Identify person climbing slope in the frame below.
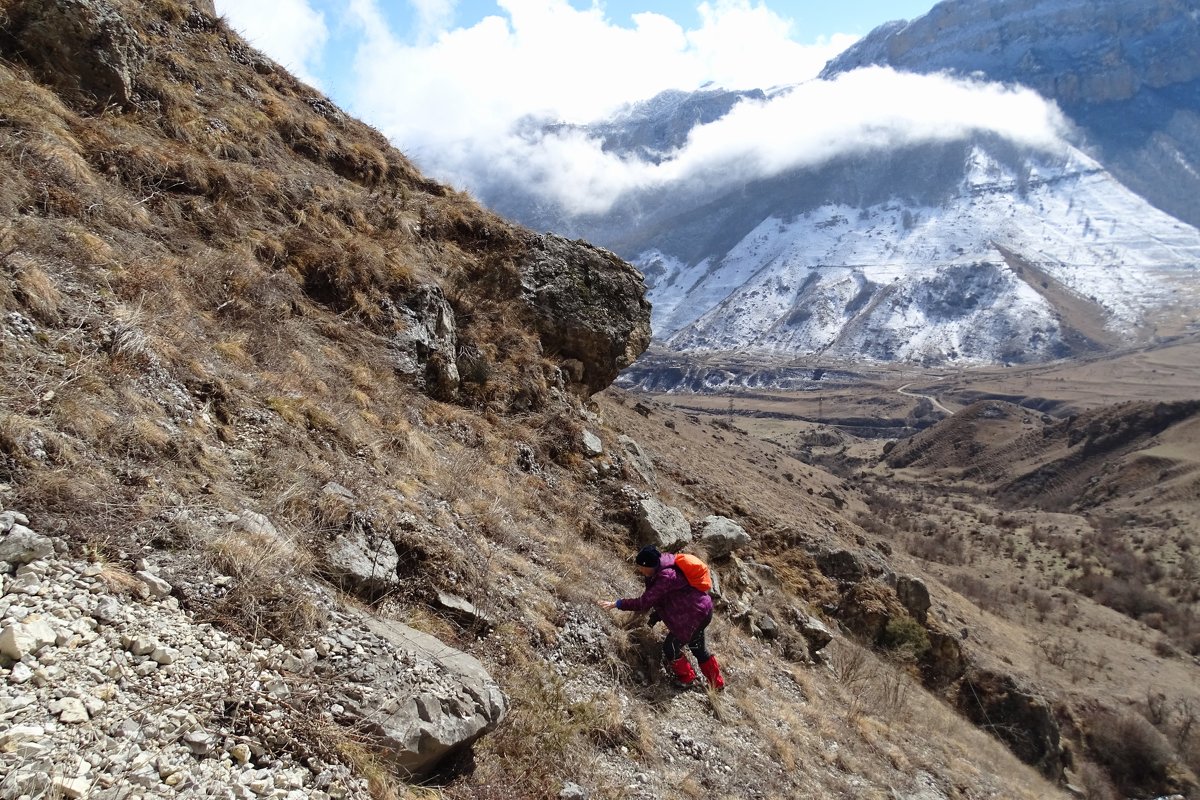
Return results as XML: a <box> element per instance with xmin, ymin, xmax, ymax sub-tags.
<box><xmin>598</xmin><ymin>545</ymin><xmax>725</xmax><ymax>690</ymax></box>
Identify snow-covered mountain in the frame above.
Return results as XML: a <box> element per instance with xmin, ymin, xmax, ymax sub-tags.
<box><xmin>476</xmin><ymin>0</ymin><xmax>1200</xmax><ymax>376</ymax></box>
<box><xmin>821</xmin><ymin>0</ymin><xmax>1200</xmax><ymax>230</ymax></box>
<box><xmin>651</xmin><ymin>143</ymin><xmax>1200</xmax><ymax>364</ymax></box>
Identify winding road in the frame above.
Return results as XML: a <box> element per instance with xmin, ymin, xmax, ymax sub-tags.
<box><xmin>897</xmin><ymin>377</ymin><xmax>954</xmax><ymax>415</ymax></box>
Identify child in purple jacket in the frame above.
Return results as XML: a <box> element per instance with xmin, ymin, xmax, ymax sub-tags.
<box><xmin>599</xmin><ymin>545</ymin><xmax>726</xmax><ymax>690</ymax></box>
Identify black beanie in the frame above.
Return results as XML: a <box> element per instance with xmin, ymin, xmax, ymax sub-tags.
<box><xmin>635</xmin><ymin>545</ymin><xmax>660</xmax><ymax>568</ymax></box>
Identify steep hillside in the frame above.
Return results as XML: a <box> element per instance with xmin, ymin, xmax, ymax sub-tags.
<box><xmin>0</xmin><ymin>2</ymin><xmax>1192</xmax><ymax>800</ymax></box>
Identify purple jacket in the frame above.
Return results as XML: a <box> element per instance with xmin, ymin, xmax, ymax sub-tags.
<box><xmin>616</xmin><ymin>553</ymin><xmax>713</xmax><ymax>642</ymax></box>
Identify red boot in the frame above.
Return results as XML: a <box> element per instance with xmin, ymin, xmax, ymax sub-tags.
<box><xmin>669</xmin><ymin>656</ymin><xmax>697</xmax><ymax>687</ymax></box>
<box><xmin>699</xmin><ymin>656</ymin><xmax>725</xmax><ymax>691</ymax></box>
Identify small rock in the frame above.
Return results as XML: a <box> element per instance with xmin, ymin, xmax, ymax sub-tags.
<box><xmin>136</xmin><ymin>570</ymin><xmax>172</xmax><ymax>599</ymax></box>
<box><xmin>0</xmin><ymin>523</ymin><xmax>53</xmax><ymax>563</ymax></box>
<box><xmin>151</xmin><ymin>646</ymin><xmax>178</xmax><ymax>665</ymax></box>
<box><xmin>52</xmin><ymin>776</ymin><xmax>91</xmax><ymax>800</ymax></box>
<box><xmin>560</xmin><ymin>781</ymin><xmax>589</xmax><ymax>799</ymax></box>
<box><xmin>184</xmin><ymin>730</ymin><xmax>215</xmax><ymax>756</ymax></box>
<box><xmin>581</xmin><ymin>430</ymin><xmax>604</xmax><ymax>457</ymax></box>
<box><xmin>230</xmin><ymin>743</ymin><xmax>252</xmax><ymax>764</ymax></box>
<box><xmin>56</xmin><ymin>697</ymin><xmax>89</xmax><ymax>724</ymax></box>
<box><xmin>125</xmin><ymin>636</ymin><xmax>156</xmax><ymax>656</ymax></box>
<box><xmin>0</xmin><ymin>724</ymin><xmax>44</xmax><ymax>753</ymax></box>
<box><xmin>0</xmin><ymin>618</ymin><xmax>57</xmax><ymax>659</ymax></box>
<box><xmin>9</xmin><ymin>662</ymin><xmax>33</xmax><ymax>684</ymax></box>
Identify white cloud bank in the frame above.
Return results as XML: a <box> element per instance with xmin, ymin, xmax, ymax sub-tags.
<box><xmin>214</xmin><ymin>0</ymin><xmax>1073</xmax><ymax>217</ymax></box>
<box><xmin>216</xmin><ymin>0</ymin><xmax>329</xmax><ymax>87</ymax></box>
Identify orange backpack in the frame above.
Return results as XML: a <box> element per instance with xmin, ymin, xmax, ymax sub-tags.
<box><xmin>672</xmin><ymin>553</ymin><xmax>712</xmax><ymax>593</ymax></box>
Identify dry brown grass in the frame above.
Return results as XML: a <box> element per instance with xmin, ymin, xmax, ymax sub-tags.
<box><xmin>205</xmin><ymin>524</ymin><xmax>322</xmax><ymax>642</ymax></box>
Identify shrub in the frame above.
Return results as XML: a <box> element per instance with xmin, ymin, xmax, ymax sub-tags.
<box><xmin>1088</xmin><ymin>709</ymin><xmax>1179</xmax><ymax>797</ymax></box>
<box><xmin>879</xmin><ymin>615</ymin><xmax>930</xmax><ymax>659</ymax></box>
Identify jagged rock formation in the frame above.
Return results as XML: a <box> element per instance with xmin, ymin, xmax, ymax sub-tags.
<box><xmin>518</xmin><ymin>233</ymin><xmax>652</xmax><ymax>395</ymax></box>
<box><xmin>5</xmin><ymin>0</ymin><xmax>148</xmax><ymax>107</ymax></box>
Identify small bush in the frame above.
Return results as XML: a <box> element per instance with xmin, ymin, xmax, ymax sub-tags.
<box><xmin>879</xmin><ymin>616</ymin><xmax>930</xmax><ymax>659</ymax></box>
<box><xmin>1088</xmin><ymin>709</ymin><xmax>1179</xmax><ymax>797</ymax></box>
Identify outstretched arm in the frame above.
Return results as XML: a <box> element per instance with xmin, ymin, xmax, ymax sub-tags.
<box><xmin>609</xmin><ymin>570</ymin><xmax>683</xmax><ymax>613</ymax></box>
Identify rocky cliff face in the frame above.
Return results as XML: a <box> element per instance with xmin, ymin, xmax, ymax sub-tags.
<box><xmin>823</xmin><ymin>0</ymin><xmax>1200</xmax><ymax>106</ymax></box>
<box><xmin>821</xmin><ymin>0</ymin><xmax>1200</xmax><ymax>228</ymax></box>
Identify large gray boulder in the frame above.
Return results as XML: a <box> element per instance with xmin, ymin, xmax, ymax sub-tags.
<box><xmin>634</xmin><ymin>498</ymin><xmax>691</xmax><ymax>550</ymax></box>
<box><xmin>0</xmin><ymin>520</ymin><xmax>53</xmax><ymax>565</ymax></box>
<box><xmin>518</xmin><ymin>233</ymin><xmax>651</xmax><ymax>394</ymax></box>
<box><xmin>9</xmin><ymin>0</ymin><xmax>148</xmax><ymax>106</ymax></box>
<box><xmin>896</xmin><ymin>575</ymin><xmax>932</xmax><ymax>624</ymax></box>
<box><xmin>696</xmin><ymin>515</ymin><xmax>750</xmax><ymax>559</ymax></box>
<box><xmin>323</xmin><ymin>525</ymin><xmax>400</xmax><ymax>597</ymax></box>
<box><xmin>341</xmin><ymin>612</ymin><xmax>507</xmax><ymax>778</ymax></box>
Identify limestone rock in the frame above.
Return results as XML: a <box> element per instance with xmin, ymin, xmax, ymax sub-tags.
<box><xmin>814</xmin><ymin>546</ymin><xmax>894</xmax><ymax>586</ymax></box>
<box><xmin>0</xmin><ymin>618</ymin><xmax>57</xmax><ymax>659</ymax></box>
<box><xmin>581</xmin><ymin>430</ymin><xmax>604</xmax><ymax>458</ymax></box>
<box><xmin>618</xmin><ymin>435</ymin><xmax>657</xmax><ymax>488</ymax></box>
<box><xmin>389</xmin><ymin>284</ymin><xmax>460</xmax><ymax>399</ymax></box>
<box><xmin>346</xmin><ymin>613</ymin><xmax>507</xmax><ymax>778</ymax></box>
<box><xmin>633</xmin><ymin>498</ymin><xmax>691</xmax><ymax>550</ymax></box>
<box><xmin>435</xmin><ymin>591</ymin><xmax>495</xmax><ymax>631</ymax></box>
<box><xmin>324</xmin><ymin>527</ymin><xmax>400</xmax><ymax>597</ymax></box>
<box><xmin>517</xmin><ymin>233</ymin><xmax>651</xmax><ymax>394</ymax></box>
<box><xmin>136</xmin><ymin>569</ymin><xmax>172</xmax><ymax>599</ymax></box>
<box><xmin>795</xmin><ymin>612</ymin><xmax>834</xmax><ymax>657</ymax></box>
<box><xmin>0</xmin><ymin>523</ymin><xmax>53</xmax><ymax>564</ymax></box>
<box><xmin>234</xmin><ymin>511</ymin><xmax>279</xmax><ymax>539</ymax></box>
<box><xmin>9</xmin><ymin>0</ymin><xmax>148</xmax><ymax>106</ymax></box>
<box><xmin>696</xmin><ymin>516</ymin><xmax>751</xmax><ymax>559</ymax></box>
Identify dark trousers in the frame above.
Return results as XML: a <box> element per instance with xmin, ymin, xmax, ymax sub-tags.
<box><xmin>663</xmin><ymin>613</ymin><xmax>713</xmax><ymax>663</ymax></box>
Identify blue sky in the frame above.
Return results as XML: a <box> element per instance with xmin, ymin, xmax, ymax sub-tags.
<box><xmin>214</xmin><ymin>0</ymin><xmax>1068</xmax><ymax>215</ymax></box>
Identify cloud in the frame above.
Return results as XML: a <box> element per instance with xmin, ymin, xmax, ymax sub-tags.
<box><xmin>214</xmin><ymin>0</ymin><xmax>1073</xmax><ymax>219</ymax></box>
<box><xmin>343</xmin><ymin>0</ymin><xmax>851</xmax><ymax>161</ymax></box>
<box><xmin>400</xmin><ymin>67</ymin><xmax>1072</xmax><ymax>216</ymax></box>
<box><xmin>214</xmin><ymin>0</ymin><xmax>329</xmax><ymax>88</ymax></box>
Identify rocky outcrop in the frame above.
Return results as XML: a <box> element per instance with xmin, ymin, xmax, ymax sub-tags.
<box><xmin>388</xmin><ymin>285</ymin><xmax>460</xmax><ymax>399</ymax></box>
<box><xmin>518</xmin><ymin>233</ymin><xmax>651</xmax><ymax>395</ymax></box>
<box><xmin>895</xmin><ymin>575</ymin><xmax>931</xmax><ymax>624</ymax></box>
<box><xmin>323</xmin><ymin>524</ymin><xmax>400</xmax><ymax>599</ymax></box>
<box><xmin>695</xmin><ymin>515</ymin><xmax>751</xmax><ymax>560</ymax></box>
<box><xmin>346</xmin><ymin>613</ymin><xmax>506</xmax><ymax>778</ymax></box>
<box><xmin>7</xmin><ymin>0</ymin><xmax>148</xmax><ymax>107</ymax></box>
<box><xmin>838</xmin><ymin>580</ymin><xmax>909</xmax><ymax>642</ymax></box>
<box><xmin>633</xmin><ymin>497</ymin><xmax>691</xmax><ymax>550</ymax></box>
<box><xmin>956</xmin><ymin>667</ymin><xmax>1069</xmax><ymax>780</ymax></box>
<box><xmin>795</xmin><ymin>612</ymin><xmax>834</xmax><ymax>659</ymax></box>
<box><xmin>814</xmin><ymin>546</ymin><xmax>895</xmax><ymax>586</ymax></box>
<box><xmin>618</xmin><ymin>435</ymin><xmax>657</xmax><ymax>488</ymax></box>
